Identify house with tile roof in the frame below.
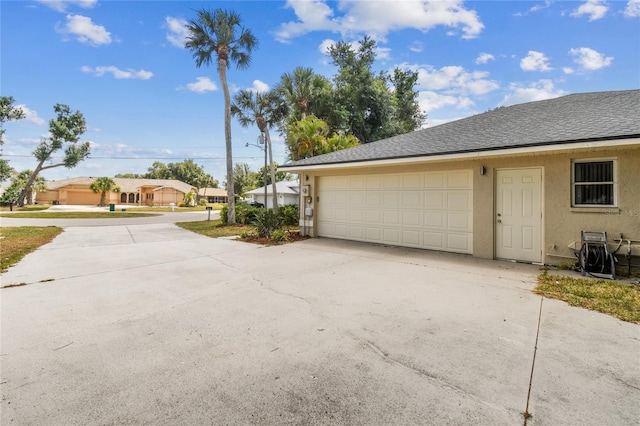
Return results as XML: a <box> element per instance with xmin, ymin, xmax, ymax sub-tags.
<box><xmin>197</xmin><ymin>187</ymin><xmax>228</xmax><ymax>204</ymax></box>
<box><xmin>280</xmin><ymin>89</ymin><xmax>640</xmax><ymax>267</ymax></box>
<box><xmin>36</xmin><ymin>177</ymin><xmax>197</xmax><ymax>207</ymax></box>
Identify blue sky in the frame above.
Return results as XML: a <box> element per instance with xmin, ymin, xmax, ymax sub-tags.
<box><xmin>2</xmin><ymin>0</ymin><xmax>639</xmax><ymax>185</ymax></box>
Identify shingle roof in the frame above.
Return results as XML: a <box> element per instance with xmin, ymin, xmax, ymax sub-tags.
<box><xmin>282</xmin><ymin>89</ymin><xmax>640</xmax><ymax>168</ymax></box>
<box><xmin>198</xmin><ymin>187</ymin><xmax>227</xmax><ymax>197</ymax></box>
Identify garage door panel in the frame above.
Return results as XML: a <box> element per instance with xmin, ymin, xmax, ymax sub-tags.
<box><xmin>383</xmin><ymin>175</ymin><xmax>402</xmax><ymax>189</ymax></box>
<box><xmin>350</xmin><ymin>176</ymin><xmax>365</xmax><ymax>188</ymax></box>
<box><xmin>383</xmin><ymin>210</ymin><xmax>400</xmax><ymax>225</ymax></box>
<box><xmin>383</xmin><ymin>228</ymin><xmax>401</xmax><ymax>244</ymax></box>
<box><xmin>318</xmin><ymin>170</ymin><xmax>472</xmax><ymax>254</ymax></box>
<box><xmin>425</xmin><ymin>172</ymin><xmax>445</xmax><ymax>188</ymax></box>
<box><xmin>366</xmin><ymin>210</ymin><xmax>381</xmax><ymax>223</ymax></box>
<box><xmin>365</xmin><ymin>227</ymin><xmax>382</xmax><ymax>241</ymax></box>
<box><xmin>402</xmin><ymin>211</ymin><xmax>421</xmax><ymax>227</ymax></box>
<box><xmin>402</xmin><ymin>191</ymin><xmax>421</xmax><ymax>208</ymax></box>
<box><xmin>447</xmin><ymin>212</ymin><xmax>472</xmax><ymax>231</ymax></box>
<box><xmin>349</xmin><ymin>226</ymin><xmax>365</xmax><ymax>239</ymax></box>
<box><xmin>366</xmin><ymin>176</ymin><xmax>382</xmax><ymax>189</ymax></box>
<box><xmin>424</xmin><ymin>232</ymin><xmax>444</xmax><ymax>249</ymax></box>
<box><xmin>447</xmin><ymin>192</ymin><xmax>471</xmax><ymax>210</ymax></box>
<box><xmin>402</xmin><ymin>230</ymin><xmax>422</xmax><ymax>246</ymax></box>
<box><xmin>334</xmin><ymin>208</ymin><xmax>348</xmax><ymax>221</ymax></box>
<box><xmin>350</xmin><ymin>192</ymin><xmax>365</xmax><ymax>206</ymax></box>
<box><xmin>424</xmin><ymin>212</ymin><xmax>444</xmax><ymax>228</ymax></box>
<box><xmin>403</xmin><ymin>174</ymin><xmax>423</xmax><ymax>188</ymax></box>
<box><xmin>349</xmin><ymin>209</ymin><xmax>365</xmax><ymax>222</ymax></box>
<box><xmin>383</xmin><ymin>192</ymin><xmax>399</xmax><ymax>206</ymax></box>
<box><xmin>447</xmin><ymin>233</ymin><xmax>472</xmax><ymax>253</ymax></box>
<box><xmin>366</xmin><ymin>193</ymin><xmax>382</xmax><ymax>207</ymax></box>
<box><xmin>425</xmin><ymin>192</ymin><xmax>445</xmax><ymax>209</ymax></box>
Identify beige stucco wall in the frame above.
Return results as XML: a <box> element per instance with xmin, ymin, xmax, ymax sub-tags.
<box><xmin>297</xmin><ymin>145</ymin><xmax>639</xmax><ymax>266</ymax></box>
<box><xmin>153</xmin><ymin>188</ymin><xmax>187</xmax><ymax>206</ymax></box>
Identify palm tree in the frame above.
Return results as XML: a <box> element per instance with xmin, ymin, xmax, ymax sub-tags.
<box><xmin>231</xmin><ymin>89</ymin><xmax>286</xmax><ymax>212</ymax></box>
<box><xmin>276</xmin><ymin>67</ymin><xmax>331</xmax><ymax>121</ymax></box>
<box><xmin>286</xmin><ymin>116</ymin><xmax>330</xmax><ymax>161</ymax></box>
<box><xmin>90</xmin><ymin>177</ymin><xmax>118</xmax><ymax>207</ymax></box>
<box><xmin>185</xmin><ymin>8</ymin><xmax>258</xmax><ymax>224</ymax></box>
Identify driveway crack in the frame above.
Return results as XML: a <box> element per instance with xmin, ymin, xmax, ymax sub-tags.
<box><xmin>523</xmin><ymin>295</ymin><xmax>544</xmax><ymax>425</ymax></box>
<box><xmin>353</xmin><ymin>334</ymin><xmax>508</xmax><ymax>415</ymax></box>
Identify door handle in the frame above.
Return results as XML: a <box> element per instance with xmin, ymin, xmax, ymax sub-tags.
<box><xmin>497</xmin><ymin>219</ymin><xmax>502</xmax><ymax>223</ymax></box>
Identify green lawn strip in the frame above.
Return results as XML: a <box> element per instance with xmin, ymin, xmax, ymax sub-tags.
<box><xmin>176</xmin><ymin>219</ymin><xmax>251</xmax><ymax>238</ymax></box>
<box><xmin>134</xmin><ymin>204</ymin><xmax>225</xmax><ymax>213</ymax></box>
<box><xmin>535</xmin><ymin>273</ymin><xmax>640</xmax><ymax>324</ymax></box>
<box><xmin>0</xmin><ymin>212</ymin><xmax>158</xmax><ymax>218</ymax></box>
<box><xmin>0</xmin><ymin>226</ymin><xmax>63</xmax><ymax>272</ymax></box>
<box><xmin>0</xmin><ymin>205</ymin><xmax>49</xmax><ymax>212</ymax></box>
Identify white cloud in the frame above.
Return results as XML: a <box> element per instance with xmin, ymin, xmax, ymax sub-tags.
<box><xmin>569</xmin><ymin>47</ymin><xmax>613</xmax><ymax>70</ymax></box>
<box><xmin>514</xmin><ymin>0</ymin><xmax>553</xmax><ymax>16</ymax></box>
<box><xmin>571</xmin><ymin>0</ymin><xmax>608</xmax><ymax>21</ymax></box>
<box><xmin>409</xmin><ymin>41</ymin><xmax>424</xmax><ymax>53</ymax></box>
<box><xmin>520</xmin><ymin>51</ymin><xmax>552</xmax><ymax>72</ymax></box>
<box><xmin>403</xmin><ymin>63</ymin><xmax>499</xmax><ymax>96</ymax></box>
<box><xmin>183</xmin><ymin>77</ymin><xmax>217</xmax><ymax>93</ymax></box>
<box><xmin>15</xmin><ymin>105</ymin><xmax>46</xmax><ymax>126</ymax></box>
<box><xmin>624</xmin><ymin>0</ymin><xmax>640</xmax><ymax>17</ymax></box>
<box><xmin>274</xmin><ymin>0</ymin><xmax>484</xmax><ymax>42</ymax></box>
<box><xmin>165</xmin><ymin>16</ymin><xmax>188</xmax><ymax>48</ymax></box>
<box><xmin>501</xmin><ymin>80</ymin><xmax>566</xmax><ymax>106</ymax></box>
<box><xmin>36</xmin><ymin>0</ymin><xmax>97</xmax><ymax>12</ymax></box>
<box><xmin>418</xmin><ymin>91</ymin><xmax>462</xmax><ymax>115</ymax></box>
<box><xmin>475</xmin><ymin>53</ymin><xmax>495</xmax><ymax>65</ymax></box>
<box><xmin>56</xmin><ymin>14</ymin><xmax>111</xmax><ymax>46</ymax></box>
<box><xmin>81</xmin><ymin>65</ymin><xmax>153</xmax><ymax>80</ymax></box>
<box><xmin>318</xmin><ymin>38</ymin><xmax>336</xmax><ymax>55</ymax></box>
<box><xmin>249</xmin><ymin>80</ymin><xmax>270</xmax><ymax>93</ymax></box>
<box><xmin>563</xmin><ymin>67</ymin><xmax>575</xmax><ymax>74</ymax></box>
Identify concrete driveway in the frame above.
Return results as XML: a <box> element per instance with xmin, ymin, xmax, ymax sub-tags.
<box><xmin>1</xmin><ymin>220</ymin><xmax>638</xmax><ymax>425</ymax></box>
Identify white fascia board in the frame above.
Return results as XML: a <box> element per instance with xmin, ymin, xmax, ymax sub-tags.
<box><xmin>279</xmin><ymin>138</ymin><xmax>639</xmax><ymax>173</ymax></box>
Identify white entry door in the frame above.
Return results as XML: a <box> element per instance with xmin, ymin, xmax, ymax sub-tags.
<box><xmin>495</xmin><ymin>168</ymin><xmax>542</xmax><ymax>262</ymax></box>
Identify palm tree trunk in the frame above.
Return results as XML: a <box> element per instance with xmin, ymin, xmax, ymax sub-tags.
<box><xmin>265</xmin><ymin>128</ymin><xmax>278</xmax><ymax>213</ymax></box>
<box><xmin>219</xmin><ymin>63</ymin><xmax>236</xmax><ymax>224</ymax></box>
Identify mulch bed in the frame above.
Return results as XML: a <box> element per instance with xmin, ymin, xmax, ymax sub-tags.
<box><xmin>238</xmin><ymin>231</ymin><xmax>310</xmax><ymax>246</ymax></box>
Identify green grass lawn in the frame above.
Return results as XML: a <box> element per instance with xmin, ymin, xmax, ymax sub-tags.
<box><xmin>535</xmin><ymin>272</ymin><xmax>640</xmax><ymax>324</ymax></box>
<box><xmin>176</xmin><ymin>219</ymin><xmax>250</xmax><ymax>238</ymax></box>
<box><xmin>0</xmin><ymin>226</ymin><xmax>63</xmax><ymax>272</ymax></box>
<box><xmin>0</xmin><ymin>211</ymin><xmax>158</xmax><ymax>218</ymax></box>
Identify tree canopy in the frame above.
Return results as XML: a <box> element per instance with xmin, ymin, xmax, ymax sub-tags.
<box><xmin>17</xmin><ymin>104</ymin><xmax>89</xmax><ymax>206</ymax></box>
<box><xmin>0</xmin><ymin>96</ymin><xmax>26</xmax><ymax>182</ymax></box>
<box><xmin>141</xmin><ymin>159</ymin><xmax>218</xmax><ymax>188</ymax></box>
<box><xmin>90</xmin><ymin>177</ymin><xmax>119</xmax><ymax>207</ymax></box>
<box><xmin>273</xmin><ymin>36</ymin><xmax>424</xmax><ymax>160</ymax></box>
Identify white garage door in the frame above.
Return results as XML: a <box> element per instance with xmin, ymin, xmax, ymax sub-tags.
<box><xmin>317</xmin><ymin>170</ymin><xmax>473</xmax><ymax>253</ymax></box>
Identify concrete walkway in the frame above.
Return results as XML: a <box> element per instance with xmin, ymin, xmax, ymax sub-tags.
<box><xmin>1</xmin><ymin>222</ymin><xmax>638</xmax><ymax>425</ymax></box>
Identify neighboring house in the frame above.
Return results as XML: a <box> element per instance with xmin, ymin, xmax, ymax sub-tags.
<box><xmin>280</xmin><ymin>90</ymin><xmax>640</xmax><ymax>266</ymax></box>
<box><xmin>36</xmin><ymin>177</ymin><xmax>196</xmax><ymax>207</ymax></box>
<box><xmin>245</xmin><ymin>180</ymin><xmax>300</xmax><ymax>208</ymax></box>
<box><xmin>198</xmin><ymin>187</ymin><xmax>228</xmax><ymax>204</ymax></box>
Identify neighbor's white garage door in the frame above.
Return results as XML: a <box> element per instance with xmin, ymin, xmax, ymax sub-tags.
<box><xmin>317</xmin><ymin>170</ymin><xmax>473</xmax><ymax>253</ymax></box>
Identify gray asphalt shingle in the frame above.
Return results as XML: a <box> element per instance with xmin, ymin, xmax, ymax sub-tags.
<box><xmin>283</xmin><ymin>89</ymin><xmax>640</xmax><ymax>168</ymax></box>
